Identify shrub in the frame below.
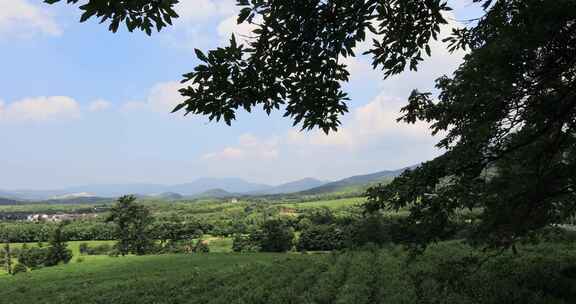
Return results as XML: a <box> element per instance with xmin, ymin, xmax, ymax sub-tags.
<box><xmin>44</xmin><ymin>223</ymin><xmax>73</xmax><ymax>266</ymax></box>
<box><xmin>525</xmin><ymin>227</ymin><xmax>576</xmax><ymax>244</ymax></box>
<box><xmin>11</xmin><ymin>263</ymin><xmax>27</xmax><ymax>275</ymax></box>
<box><xmin>81</xmin><ymin>243</ymin><xmax>113</xmax><ymax>255</ymax></box>
<box><xmin>192</xmin><ymin>240</ymin><xmax>210</xmax><ymax>253</ymax></box>
<box><xmin>343</xmin><ymin>215</ymin><xmax>405</xmax><ymax>248</ymax></box>
<box><xmin>79</xmin><ymin>243</ymin><xmax>89</xmax><ymax>255</ymax></box>
<box><xmin>232</xmin><ymin>234</ymin><xmax>260</xmax><ymax>253</ymax></box>
<box><xmin>17</xmin><ymin>246</ymin><xmax>48</xmax><ymax>269</ymax></box>
<box><xmin>297</xmin><ymin>225</ymin><xmax>344</xmax><ymax>251</ymax></box>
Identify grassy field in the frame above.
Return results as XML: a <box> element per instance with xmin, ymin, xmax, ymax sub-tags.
<box><xmin>0</xmin><ymin>195</ymin><xmax>366</xmax><ymax>217</ymax></box>
<box><xmin>1</xmin><ymin>241</ymin><xmax>575</xmax><ymax>304</ymax></box>
<box><xmin>8</xmin><ymin>240</ymin><xmax>115</xmax><ymax>257</ymax></box>
<box><xmin>278</xmin><ymin>197</ymin><xmax>364</xmax><ymax>209</ymax></box>
<box><xmin>0</xmin><ymin>237</ymin><xmax>233</xmax><ymax>276</ymax></box>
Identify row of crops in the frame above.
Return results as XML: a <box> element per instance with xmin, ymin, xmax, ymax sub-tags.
<box><xmin>2</xmin><ymin>241</ymin><xmax>576</xmax><ymax>304</ymax></box>
<box><xmin>133</xmin><ymin>242</ymin><xmax>576</xmax><ymax>304</ymax></box>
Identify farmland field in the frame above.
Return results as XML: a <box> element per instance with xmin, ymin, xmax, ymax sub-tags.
<box><xmin>0</xmin><ymin>236</ymin><xmax>234</xmax><ymax>276</ymax></box>
<box><xmin>1</xmin><ymin>241</ymin><xmax>576</xmax><ymax>304</ymax></box>
<box><xmin>2</xmin><ymin>196</ymin><xmax>575</xmax><ymax>304</ymax></box>
<box><xmin>278</xmin><ymin>197</ymin><xmax>364</xmax><ymax>209</ymax></box>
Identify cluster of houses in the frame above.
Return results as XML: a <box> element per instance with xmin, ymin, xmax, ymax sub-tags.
<box><xmin>26</xmin><ymin>213</ymin><xmax>97</xmax><ymax>222</ymax></box>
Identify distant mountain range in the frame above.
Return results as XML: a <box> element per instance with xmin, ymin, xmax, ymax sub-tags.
<box><xmin>300</xmin><ymin>165</ymin><xmax>417</xmax><ymax>195</ymax></box>
<box><xmin>0</xmin><ymin>197</ymin><xmax>21</xmax><ymax>205</ymax></box>
<box><xmin>252</xmin><ymin>178</ymin><xmax>328</xmax><ymax>195</ymax></box>
<box><xmin>0</xmin><ymin>165</ymin><xmax>417</xmax><ymax>202</ymax></box>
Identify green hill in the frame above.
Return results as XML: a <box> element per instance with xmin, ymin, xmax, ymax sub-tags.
<box><xmin>299</xmin><ymin>166</ymin><xmax>414</xmax><ymax>195</ymax></box>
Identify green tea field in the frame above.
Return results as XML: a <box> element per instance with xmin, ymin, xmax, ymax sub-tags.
<box><xmin>1</xmin><ymin>241</ymin><xmax>576</xmax><ymax>304</ymax></box>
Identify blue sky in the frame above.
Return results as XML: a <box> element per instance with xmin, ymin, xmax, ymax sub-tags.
<box><xmin>0</xmin><ymin>0</ymin><xmax>481</xmax><ymax>189</ymax></box>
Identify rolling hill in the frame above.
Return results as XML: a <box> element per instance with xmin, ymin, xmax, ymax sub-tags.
<box><xmin>300</xmin><ymin>165</ymin><xmax>417</xmax><ymax>195</ymax></box>
<box><xmin>190</xmin><ymin>188</ymin><xmax>236</xmax><ymax>199</ymax></box>
<box><xmin>252</xmin><ymin>178</ymin><xmax>328</xmax><ymax>195</ymax></box>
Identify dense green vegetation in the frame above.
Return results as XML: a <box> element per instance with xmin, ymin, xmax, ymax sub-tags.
<box><xmin>2</xmin><ymin>241</ymin><xmax>576</xmax><ymax>303</ymax></box>
<box><xmin>0</xmin><ymin>195</ymin><xmax>362</xmax><ymax>243</ymax></box>
<box><xmin>1</xmin><ymin>192</ymin><xmax>575</xmax><ymax>303</ymax></box>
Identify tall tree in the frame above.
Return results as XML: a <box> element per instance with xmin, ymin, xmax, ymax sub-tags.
<box><xmin>44</xmin><ymin>222</ymin><xmax>73</xmax><ymax>266</ymax></box>
<box><xmin>366</xmin><ymin>0</ymin><xmax>576</xmax><ymax>251</ymax></box>
<box><xmin>1</xmin><ymin>242</ymin><xmax>12</xmax><ymax>275</ymax></box>
<box><xmin>107</xmin><ymin>195</ymin><xmax>155</xmax><ymax>255</ymax></box>
<box><xmin>46</xmin><ymin>0</ymin><xmax>576</xmax><ymax>250</ymax></box>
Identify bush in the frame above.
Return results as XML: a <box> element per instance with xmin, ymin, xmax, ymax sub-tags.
<box><xmin>232</xmin><ymin>234</ymin><xmax>260</xmax><ymax>253</ymax></box>
<box><xmin>44</xmin><ymin>223</ymin><xmax>73</xmax><ymax>266</ymax></box>
<box><xmin>80</xmin><ymin>243</ymin><xmax>113</xmax><ymax>255</ymax></box>
<box><xmin>525</xmin><ymin>227</ymin><xmax>576</xmax><ymax>244</ymax></box>
<box><xmin>18</xmin><ymin>246</ymin><xmax>48</xmax><ymax>269</ymax></box>
<box><xmin>297</xmin><ymin>225</ymin><xmax>344</xmax><ymax>251</ymax></box>
<box><xmin>44</xmin><ymin>247</ymin><xmax>72</xmax><ymax>266</ymax></box>
<box><xmin>79</xmin><ymin>242</ymin><xmax>89</xmax><ymax>255</ymax></box>
<box><xmin>192</xmin><ymin>240</ymin><xmax>210</xmax><ymax>253</ymax></box>
<box><xmin>11</xmin><ymin>263</ymin><xmax>27</xmax><ymax>275</ymax></box>
<box><xmin>343</xmin><ymin>215</ymin><xmax>404</xmax><ymax>248</ymax></box>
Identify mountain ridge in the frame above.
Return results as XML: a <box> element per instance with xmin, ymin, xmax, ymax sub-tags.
<box><xmin>0</xmin><ymin>165</ymin><xmax>418</xmax><ymax>201</ymax></box>
<box><xmin>299</xmin><ymin>165</ymin><xmax>418</xmax><ymax>195</ymax></box>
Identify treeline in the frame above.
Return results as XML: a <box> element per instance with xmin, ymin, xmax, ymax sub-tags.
<box><xmin>0</xmin><ymin>219</ymin><xmax>209</xmax><ymax>243</ymax></box>
<box><xmin>232</xmin><ymin>207</ymin><xmax>576</xmax><ymax>253</ymax></box>
<box><xmin>231</xmin><ymin>208</ymin><xmax>421</xmax><ymax>253</ymax></box>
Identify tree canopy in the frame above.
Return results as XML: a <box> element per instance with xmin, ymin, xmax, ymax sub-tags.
<box><xmin>366</xmin><ymin>0</ymin><xmax>576</xmax><ymax>251</ymax></box>
<box><xmin>107</xmin><ymin>195</ymin><xmax>155</xmax><ymax>255</ymax></box>
<box><xmin>45</xmin><ymin>0</ymin><xmax>576</xmax><ymax>251</ymax></box>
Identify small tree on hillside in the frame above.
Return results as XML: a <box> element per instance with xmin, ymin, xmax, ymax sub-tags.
<box><xmin>1</xmin><ymin>241</ymin><xmax>13</xmax><ymax>275</ymax></box>
<box><xmin>44</xmin><ymin>222</ymin><xmax>73</xmax><ymax>266</ymax></box>
<box><xmin>107</xmin><ymin>195</ymin><xmax>155</xmax><ymax>256</ymax></box>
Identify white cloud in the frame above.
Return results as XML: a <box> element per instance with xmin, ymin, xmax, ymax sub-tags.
<box><xmin>0</xmin><ymin>96</ymin><xmax>81</xmax><ymax>123</ymax></box>
<box><xmin>158</xmin><ymin>0</ymin><xmax>235</xmax><ymax>50</ymax></box>
<box><xmin>174</xmin><ymin>0</ymin><xmax>234</xmax><ymax>24</ymax></box>
<box><xmin>0</xmin><ymin>0</ymin><xmax>61</xmax><ymax>38</ymax></box>
<box><xmin>343</xmin><ymin>11</ymin><xmax>466</xmax><ymax>92</ymax></box>
<box><xmin>216</xmin><ymin>14</ymin><xmax>258</xmax><ymax>44</ymax></box>
<box><xmin>122</xmin><ymin>81</ymin><xmax>185</xmax><ymax>114</ymax></box>
<box><xmin>287</xmin><ymin>94</ymin><xmax>440</xmax><ymax>151</ymax></box>
<box><xmin>147</xmin><ymin>82</ymin><xmax>185</xmax><ymax>112</ymax></box>
<box><xmin>203</xmin><ymin>133</ymin><xmax>279</xmax><ymax>161</ymax></box>
<box><xmin>88</xmin><ymin>99</ymin><xmax>111</xmax><ymax>112</ymax></box>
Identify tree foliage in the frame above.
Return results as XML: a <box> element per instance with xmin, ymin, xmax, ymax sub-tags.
<box><xmin>44</xmin><ymin>222</ymin><xmax>73</xmax><ymax>266</ymax></box>
<box><xmin>258</xmin><ymin>219</ymin><xmax>295</xmax><ymax>252</ymax></box>
<box><xmin>1</xmin><ymin>242</ymin><xmax>12</xmax><ymax>275</ymax></box>
<box><xmin>366</xmin><ymin>0</ymin><xmax>576</xmax><ymax>251</ymax></box>
<box><xmin>47</xmin><ymin>0</ymin><xmax>576</xmax><ymax>251</ymax></box>
<box><xmin>45</xmin><ymin>0</ymin><xmax>452</xmax><ymax>133</ymax></box>
<box><xmin>297</xmin><ymin>224</ymin><xmax>344</xmax><ymax>251</ymax></box>
<box><xmin>43</xmin><ymin>0</ymin><xmax>179</xmax><ymax>35</ymax></box>
<box><xmin>107</xmin><ymin>195</ymin><xmax>155</xmax><ymax>255</ymax></box>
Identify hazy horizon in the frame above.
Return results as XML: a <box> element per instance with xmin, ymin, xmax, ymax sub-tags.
<box><xmin>0</xmin><ymin>164</ymin><xmax>414</xmax><ymax>192</ymax></box>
